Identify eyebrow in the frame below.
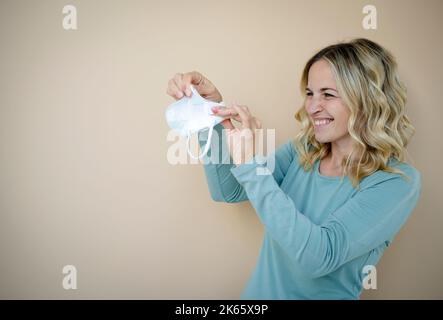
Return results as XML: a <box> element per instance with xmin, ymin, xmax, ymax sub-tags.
<box><xmin>305</xmin><ymin>87</ymin><xmax>338</xmax><ymax>92</ymax></box>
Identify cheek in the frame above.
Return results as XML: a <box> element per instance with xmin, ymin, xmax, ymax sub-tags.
<box><xmin>329</xmin><ymin>102</ymin><xmax>350</xmax><ymax>131</ymax></box>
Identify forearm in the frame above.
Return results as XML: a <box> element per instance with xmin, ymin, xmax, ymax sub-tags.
<box><xmin>199</xmin><ymin>123</ymin><xmax>248</xmax><ymax>203</ymax></box>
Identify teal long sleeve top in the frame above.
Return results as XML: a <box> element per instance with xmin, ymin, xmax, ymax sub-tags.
<box><xmin>199</xmin><ymin>124</ymin><xmax>421</xmax><ymax>299</ymax></box>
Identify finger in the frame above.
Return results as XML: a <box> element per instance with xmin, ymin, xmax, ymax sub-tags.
<box><xmin>222</xmin><ymin>114</ymin><xmax>242</xmax><ymax>122</ymax></box>
<box><xmin>240</xmin><ymin>105</ymin><xmax>251</xmax><ymax>117</ymax></box>
<box><xmin>254</xmin><ymin>118</ymin><xmax>262</xmax><ymax>129</ymax></box>
<box><xmin>167</xmin><ymin>79</ymin><xmax>182</xmax><ymax>99</ymax></box>
<box><xmin>238</xmin><ymin>105</ymin><xmax>256</xmax><ymax>128</ymax></box>
<box><xmin>173</xmin><ymin>73</ymin><xmax>186</xmax><ymax>98</ymax></box>
<box><xmin>182</xmin><ymin>71</ymin><xmax>204</xmax><ymax>96</ymax></box>
<box><xmin>232</xmin><ymin>104</ymin><xmax>251</xmax><ymax>129</ymax></box>
<box><xmin>211</xmin><ymin>106</ymin><xmax>237</xmax><ymax>116</ymax></box>
<box><xmin>212</xmin><ymin>106</ymin><xmax>242</xmax><ymax>122</ymax></box>
<box><xmin>220</xmin><ymin>119</ymin><xmax>235</xmax><ymax>130</ymax></box>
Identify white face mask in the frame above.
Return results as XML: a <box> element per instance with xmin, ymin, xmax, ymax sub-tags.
<box><xmin>165</xmin><ymin>86</ymin><xmax>225</xmax><ymax>159</ymax></box>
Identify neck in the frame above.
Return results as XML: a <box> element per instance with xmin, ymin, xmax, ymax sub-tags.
<box><xmin>327</xmin><ymin>139</ymin><xmax>354</xmax><ymax>168</ymax></box>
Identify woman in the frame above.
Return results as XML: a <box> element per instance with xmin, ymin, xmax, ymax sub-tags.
<box><xmin>166</xmin><ymin>38</ymin><xmax>421</xmax><ymax>299</ymax></box>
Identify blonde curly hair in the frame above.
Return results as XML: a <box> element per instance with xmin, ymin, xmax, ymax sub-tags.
<box><xmin>294</xmin><ymin>38</ymin><xmax>415</xmax><ymax>187</ymax></box>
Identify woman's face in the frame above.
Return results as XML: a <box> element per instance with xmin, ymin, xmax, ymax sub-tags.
<box><xmin>305</xmin><ymin>59</ymin><xmax>351</xmax><ymax>148</ymax></box>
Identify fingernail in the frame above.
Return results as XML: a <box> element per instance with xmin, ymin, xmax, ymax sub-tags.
<box><xmin>176</xmin><ymin>91</ymin><xmax>183</xmax><ymax>98</ymax></box>
<box><xmin>211</xmin><ymin>106</ymin><xmax>219</xmax><ymax>112</ymax></box>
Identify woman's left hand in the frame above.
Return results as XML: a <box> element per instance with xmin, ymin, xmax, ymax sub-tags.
<box><xmin>211</xmin><ymin>104</ymin><xmax>262</xmax><ymax>166</ymax></box>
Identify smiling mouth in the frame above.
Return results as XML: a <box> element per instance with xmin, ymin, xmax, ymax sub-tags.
<box><xmin>313</xmin><ymin>118</ymin><xmax>334</xmax><ymax>127</ymax></box>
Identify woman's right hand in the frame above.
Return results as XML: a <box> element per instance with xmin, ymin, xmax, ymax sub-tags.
<box><xmin>166</xmin><ymin>71</ymin><xmax>223</xmax><ymax>103</ymax></box>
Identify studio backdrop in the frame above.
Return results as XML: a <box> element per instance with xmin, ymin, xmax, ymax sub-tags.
<box><xmin>0</xmin><ymin>0</ymin><xmax>442</xmax><ymax>299</ymax></box>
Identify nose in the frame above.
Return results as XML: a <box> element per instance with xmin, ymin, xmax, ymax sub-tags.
<box><xmin>305</xmin><ymin>95</ymin><xmax>324</xmax><ymax>116</ymax></box>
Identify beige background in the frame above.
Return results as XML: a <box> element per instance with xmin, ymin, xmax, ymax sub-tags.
<box><xmin>0</xmin><ymin>0</ymin><xmax>442</xmax><ymax>299</ymax></box>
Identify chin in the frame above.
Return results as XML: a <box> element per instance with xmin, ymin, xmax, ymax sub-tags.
<box><xmin>314</xmin><ymin>135</ymin><xmax>332</xmax><ymax>144</ymax></box>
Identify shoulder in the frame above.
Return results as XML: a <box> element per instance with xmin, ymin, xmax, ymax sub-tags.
<box><xmin>360</xmin><ymin>159</ymin><xmax>421</xmax><ymax>195</ymax></box>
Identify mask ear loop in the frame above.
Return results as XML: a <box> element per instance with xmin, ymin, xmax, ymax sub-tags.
<box><xmin>187</xmin><ymin>125</ymin><xmax>214</xmax><ymax>160</ymax></box>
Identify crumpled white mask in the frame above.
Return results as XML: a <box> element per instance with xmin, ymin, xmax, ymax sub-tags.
<box><xmin>165</xmin><ymin>85</ymin><xmax>225</xmax><ymax>159</ymax></box>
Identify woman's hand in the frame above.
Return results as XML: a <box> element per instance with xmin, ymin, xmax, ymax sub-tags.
<box><xmin>212</xmin><ymin>104</ymin><xmax>262</xmax><ymax>166</ymax></box>
<box><xmin>166</xmin><ymin>71</ymin><xmax>223</xmax><ymax>103</ymax></box>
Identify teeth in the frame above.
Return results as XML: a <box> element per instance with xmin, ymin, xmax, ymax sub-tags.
<box><xmin>314</xmin><ymin>119</ymin><xmax>333</xmax><ymax>126</ymax></box>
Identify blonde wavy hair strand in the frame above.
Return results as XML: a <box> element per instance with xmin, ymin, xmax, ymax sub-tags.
<box><xmin>294</xmin><ymin>38</ymin><xmax>415</xmax><ymax>187</ymax></box>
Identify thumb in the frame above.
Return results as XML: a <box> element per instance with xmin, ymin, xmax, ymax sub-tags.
<box><xmin>183</xmin><ymin>71</ymin><xmax>204</xmax><ymax>95</ymax></box>
<box><xmin>220</xmin><ymin>119</ymin><xmax>235</xmax><ymax>130</ymax></box>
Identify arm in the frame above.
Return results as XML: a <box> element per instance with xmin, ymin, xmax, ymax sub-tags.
<box><xmin>230</xmin><ymin>161</ymin><xmax>422</xmax><ymax>278</ymax></box>
<box><xmin>199</xmin><ymin>124</ymin><xmax>295</xmax><ymax>203</ymax></box>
